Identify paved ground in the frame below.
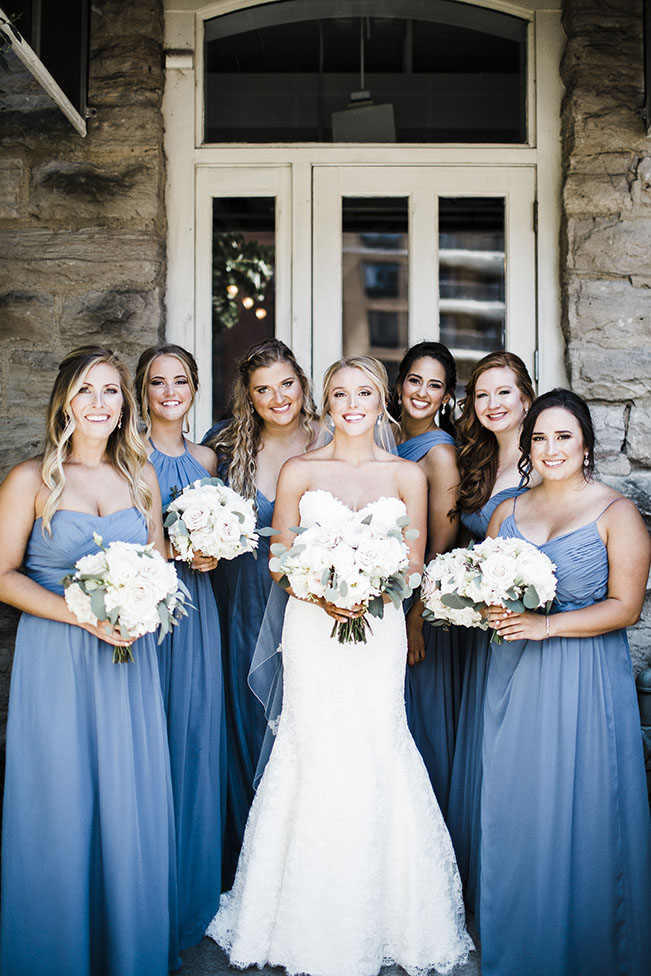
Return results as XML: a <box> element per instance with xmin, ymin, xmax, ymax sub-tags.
<box><xmin>177</xmin><ymin>915</ymin><xmax>480</xmax><ymax>976</ymax></box>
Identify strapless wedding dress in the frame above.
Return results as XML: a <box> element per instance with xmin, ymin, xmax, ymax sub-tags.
<box><xmin>207</xmin><ymin>491</ymin><xmax>473</xmax><ymax>976</ymax></box>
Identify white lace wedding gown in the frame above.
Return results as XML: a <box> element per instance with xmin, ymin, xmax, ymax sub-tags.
<box><xmin>207</xmin><ymin>491</ymin><xmax>473</xmax><ymax>976</ymax></box>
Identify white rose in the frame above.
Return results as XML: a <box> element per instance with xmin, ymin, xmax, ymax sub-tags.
<box><xmin>65</xmin><ymin>582</ymin><xmax>98</xmax><ymax>625</ymax></box>
<box><xmin>109</xmin><ymin>576</ymin><xmax>162</xmax><ymax>637</ymax></box>
<box><xmin>478</xmin><ymin>552</ymin><xmax>519</xmax><ymax>600</ymax></box>
<box><xmin>75</xmin><ymin>550</ymin><xmax>107</xmax><ymax>577</ymax></box>
<box><xmin>182</xmin><ymin>504</ymin><xmax>211</xmax><ymax>532</ymax></box>
<box><xmin>104</xmin><ymin>543</ymin><xmax>143</xmax><ymax>585</ymax></box>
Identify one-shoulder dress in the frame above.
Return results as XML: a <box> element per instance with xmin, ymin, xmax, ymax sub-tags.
<box><xmin>399</xmin><ymin>429</ymin><xmax>462</xmax><ymax>816</ymax></box>
<box><xmin>150</xmin><ymin>443</ymin><xmax>226</xmax><ymax>949</ymax></box>
<box><xmin>0</xmin><ymin>508</ymin><xmax>177</xmax><ymax>976</ymax></box>
<box><xmin>207</xmin><ymin>491</ymin><xmax>473</xmax><ymax>976</ymax></box>
<box><xmin>480</xmin><ymin>502</ymin><xmax>651</xmax><ymax>976</ymax></box>
<box><xmin>446</xmin><ymin>485</ymin><xmax>525</xmax><ymax>910</ymax></box>
<box><xmin>212</xmin><ymin>486</ymin><xmax>277</xmax><ymax>887</ymax></box>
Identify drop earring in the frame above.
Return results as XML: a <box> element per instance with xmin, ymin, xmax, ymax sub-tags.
<box><xmin>118</xmin><ymin>412</ymin><xmax>123</xmax><ymax>430</ymax></box>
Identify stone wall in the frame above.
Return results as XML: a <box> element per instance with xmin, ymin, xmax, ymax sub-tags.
<box><xmin>561</xmin><ymin>0</ymin><xmax>651</xmax><ymax>670</ymax></box>
<box><xmin>0</xmin><ymin>0</ymin><xmax>166</xmax><ymax>720</ymax></box>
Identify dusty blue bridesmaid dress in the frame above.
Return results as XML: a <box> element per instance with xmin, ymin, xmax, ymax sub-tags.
<box><xmin>212</xmin><ymin>487</ymin><xmax>276</xmax><ymax>887</ymax></box>
<box><xmin>480</xmin><ymin>499</ymin><xmax>651</xmax><ymax>976</ymax></box>
<box><xmin>150</xmin><ymin>442</ymin><xmax>226</xmax><ymax>949</ymax></box>
<box><xmin>399</xmin><ymin>429</ymin><xmax>461</xmax><ymax>816</ymax></box>
<box><xmin>0</xmin><ymin>508</ymin><xmax>177</xmax><ymax>976</ymax></box>
<box><xmin>446</xmin><ymin>485</ymin><xmax>525</xmax><ymax>910</ymax></box>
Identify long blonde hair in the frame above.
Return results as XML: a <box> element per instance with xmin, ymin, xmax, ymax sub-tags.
<box><xmin>41</xmin><ymin>346</ymin><xmax>152</xmax><ymax>533</ymax></box>
<box><xmin>206</xmin><ymin>339</ymin><xmax>317</xmax><ymax>502</ymax></box>
<box><xmin>135</xmin><ymin>343</ymin><xmax>199</xmax><ymax>435</ymax></box>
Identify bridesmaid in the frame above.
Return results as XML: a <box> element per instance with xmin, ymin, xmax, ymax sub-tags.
<box><xmin>482</xmin><ymin>388</ymin><xmax>651</xmax><ymax>976</ymax></box>
<box><xmin>204</xmin><ymin>338</ymin><xmax>318</xmax><ymax>886</ymax></box>
<box><xmin>0</xmin><ymin>346</ymin><xmax>177</xmax><ymax>976</ymax></box>
<box><xmin>394</xmin><ymin>341</ymin><xmax>461</xmax><ymax>816</ymax></box>
<box><xmin>135</xmin><ymin>344</ymin><xmax>226</xmax><ymax>950</ymax></box>
<box><xmin>446</xmin><ymin>350</ymin><xmax>534</xmax><ymax>910</ymax></box>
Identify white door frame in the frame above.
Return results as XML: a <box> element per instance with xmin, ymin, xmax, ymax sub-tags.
<box><xmin>163</xmin><ymin>0</ymin><xmax>565</xmax><ymax>435</ymax></box>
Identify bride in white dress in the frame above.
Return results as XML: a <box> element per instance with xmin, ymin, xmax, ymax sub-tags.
<box><xmin>207</xmin><ymin>357</ymin><xmax>473</xmax><ymax>976</ymax></box>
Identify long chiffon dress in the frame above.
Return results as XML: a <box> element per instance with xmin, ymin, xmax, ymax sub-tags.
<box><xmin>212</xmin><ymin>486</ymin><xmax>276</xmax><ymax>887</ymax></box>
<box><xmin>446</xmin><ymin>485</ymin><xmax>525</xmax><ymax>911</ymax></box>
<box><xmin>207</xmin><ymin>491</ymin><xmax>473</xmax><ymax>976</ymax></box>
<box><xmin>398</xmin><ymin>429</ymin><xmax>462</xmax><ymax>817</ymax></box>
<box><xmin>0</xmin><ymin>508</ymin><xmax>177</xmax><ymax>976</ymax></box>
<box><xmin>480</xmin><ymin>499</ymin><xmax>651</xmax><ymax>976</ymax></box>
<box><xmin>150</xmin><ymin>442</ymin><xmax>226</xmax><ymax>949</ymax></box>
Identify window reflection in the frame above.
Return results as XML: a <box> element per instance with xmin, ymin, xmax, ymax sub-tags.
<box><xmin>342</xmin><ymin>198</ymin><xmax>408</xmax><ymax>387</ymax></box>
<box><xmin>212</xmin><ymin>198</ymin><xmax>275</xmax><ymax>423</ymax></box>
<box><xmin>438</xmin><ymin>198</ymin><xmax>505</xmax><ymax>395</ymax></box>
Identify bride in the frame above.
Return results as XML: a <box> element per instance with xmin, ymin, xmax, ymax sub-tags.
<box><xmin>207</xmin><ymin>357</ymin><xmax>473</xmax><ymax>976</ymax></box>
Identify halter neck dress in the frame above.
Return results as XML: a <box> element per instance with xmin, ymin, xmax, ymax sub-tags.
<box><xmin>149</xmin><ymin>441</ymin><xmax>226</xmax><ymax>949</ymax></box>
<box><xmin>480</xmin><ymin>499</ymin><xmax>651</xmax><ymax>976</ymax></box>
<box><xmin>398</xmin><ymin>429</ymin><xmax>461</xmax><ymax>816</ymax></box>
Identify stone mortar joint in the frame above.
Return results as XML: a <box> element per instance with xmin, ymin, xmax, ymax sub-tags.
<box><xmin>637</xmin><ymin>157</ymin><xmax>651</xmax><ymax>190</ymax></box>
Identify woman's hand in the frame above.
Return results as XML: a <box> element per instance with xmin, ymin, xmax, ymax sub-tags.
<box><xmin>190</xmin><ymin>550</ymin><xmax>218</xmax><ymax>572</ymax></box>
<box><xmin>485</xmin><ymin>605</ymin><xmax>548</xmax><ymax>642</ymax></box>
<box><xmin>317</xmin><ymin>598</ymin><xmax>366</xmax><ymax>622</ymax></box>
<box><xmin>406</xmin><ymin>601</ymin><xmax>426</xmax><ymax>666</ymax></box>
<box><xmin>81</xmin><ymin>619</ymin><xmax>134</xmax><ymax>648</ymax></box>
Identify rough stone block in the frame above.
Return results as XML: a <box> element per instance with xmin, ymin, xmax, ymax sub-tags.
<box><xmin>567</xmin><ymin>216</ymin><xmax>651</xmax><ymax>276</ymax></box>
<box><xmin>61</xmin><ymin>288</ymin><xmax>161</xmax><ymax>360</ymax></box>
<box><xmin>563</xmin><ymin>173</ymin><xmax>632</xmax><ymax>217</ymax></box>
<box><xmin>0</xmin><ymin>292</ymin><xmax>55</xmax><ymax>343</ymax></box>
<box><xmin>29</xmin><ymin>158</ymin><xmax>162</xmax><ymax>227</ymax></box>
<box><xmin>627</xmin><ymin>405</ymin><xmax>651</xmax><ymax>466</ymax></box>
<box><xmin>6</xmin><ymin>349</ymin><xmax>61</xmax><ymax>406</ymax></box>
<box><xmin>602</xmin><ymin>469</ymin><xmax>651</xmax><ymax>520</ymax></box>
<box><xmin>0</xmin><ymin>229</ymin><xmax>163</xmax><ymax>292</ymax></box>
<box><xmin>568</xmin><ymin>341</ymin><xmax>651</xmax><ymax>400</ymax></box>
<box><xmin>565</xmin><ymin>276</ymin><xmax>650</xmax><ymax>346</ymax></box>
<box><xmin>590</xmin><ymin>403</ymin><xmax>627</xmax><ymax>455</ymax></box>
<box><xmin>0</xmin><ymin>158</ymin><xmax>23</xmax><ymax>219</ymax></box>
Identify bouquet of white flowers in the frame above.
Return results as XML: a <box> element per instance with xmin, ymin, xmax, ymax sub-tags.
<box><xmin>164</xmin><ymin>477</ymin><xmax>259</xmax><ymax>564</ymax></box>
<box><xmin>63</xmin><ymin>533</ymin><xmax>191</xmax><ymax>662</ymax></box>
<box><xmin>269</xmin><ymin>501</ymin><xmax>421</xmax><ymax>644</ymax></box>
<box><xmin>422</xmin><ymin>535</ymin><xmax>557</xmax><ymax>642</ymax></box>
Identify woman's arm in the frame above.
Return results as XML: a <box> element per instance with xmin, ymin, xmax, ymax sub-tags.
<box><xmin>488</xmin><ymin>497</ymin><xmax>651</xmax><ymax>641</ymax></box>
<box><xmin>0</xmin><ymin>461</ymin><xmax>130</xmax><ymax>647</ymax></box>
<box><xmin>420</xmin><ymin>443</ymin><xmax>459</xmax><ymax>559</ymax></box>
<box><xmin>406</xmin><ymin>447</ymin><xmax>458</xmax><ymax>666</ymax></box>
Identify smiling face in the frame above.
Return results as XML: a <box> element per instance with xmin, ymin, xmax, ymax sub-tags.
<box><xmin>473</xmin><ymin>366</ymin><xmax>529</xmax><ymax>435</ymax></box>
<box><xmin>327</xmin><ymin>366</ymin><xmax>382</xmax><ymax>437</ymax></box>
<box><xmin>399</xmin><ymin>356</ymin><xmax>449</xmax><ymax>426</ymax></box>
<box><xmin>69</xmin><ymin>362</ymin><xmax>124</xmax><ymax>439</ymax></box>
<box><xmin>146</xmin><ymin>354</ymin><xmax>194</xmax><ymax>424</ymax></box>
<box><xmin>248</xmin><ymin>359</ymin><xmax>304</xmax><ymax>429</ymax></box>
<box><xmin>530</xmin><ymin>406</ymin><xmax>587</xmax><ymax>484</ymax></box>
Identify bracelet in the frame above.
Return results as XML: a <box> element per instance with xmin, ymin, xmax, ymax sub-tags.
<box><xmin>545</xmin><ymin>615</ymin><xmax>551</xmax><ymax>639</ymax></box>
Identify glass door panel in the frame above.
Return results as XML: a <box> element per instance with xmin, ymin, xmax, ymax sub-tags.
<box><xmin>439</xmin><ymin>197</ymin><xmax>505</xmax><ymax>395</ymax></box>
<box><xmin>313</xmin><ymin>165</ymin><xmax>535</xmax><ymax>404</ymax></box>
<box><xmin>342</xmin><ymin>197</ymin><xmax>409</xmax><ymax>387</ymax></box>
<box><xmin>195</xmin><ymin>166</ymin><xmax>292</xmax><ymax>438</ymax></box>
<box><xmin>211</xmin><ymin>197</ymin><xmax>276</xmax><ymax>421</ymax></box>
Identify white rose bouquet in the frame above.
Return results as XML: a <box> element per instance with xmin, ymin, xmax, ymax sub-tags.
<box><xmin>164</xmin><ymin>477</ymin><xmax>259</xmax><ymax>564</ymax></box>
<box><xmin>422</xmin><ymin>536</ymin><xmax>557</xmax><ymax>643</ymax></box>
<box><xmin>62</xmin><ymin>533</ymin><xmax>191</xmax><ymax>662</ymax></box>
<box><xmin>269</xmin><ymin>505</ymin><xmax>421</xmax><ymax>644</ymax></box>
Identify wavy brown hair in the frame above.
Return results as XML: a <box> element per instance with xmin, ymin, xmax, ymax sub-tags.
<box><xmin>135</xmin><ymin>343</ymin><xmax>199</xmax><ymax>435</ymax></box>
<box><xmin>456</xmin><ymin>351</ymin><xmax>534</xmax><ymax>514</ymax></box>
<box><xmin>41</xmin><ymin>346</ymin><xmax>152</xmax><ymax>534</ymax></box>
<box><xmin>206</xmin><ymin>339</ymin><xmax>317</xmax><ymax>502</ymax></box>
